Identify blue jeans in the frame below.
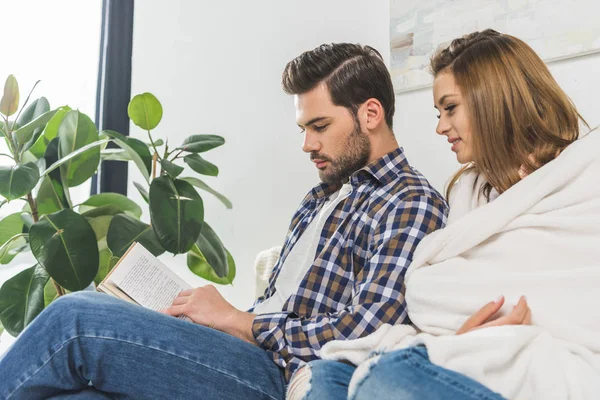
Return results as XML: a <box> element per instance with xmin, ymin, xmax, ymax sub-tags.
<box><xmin>298</xmin><ymin>346</ymin><xmax>505</xmax><ymax>400</ymax></box>
<box><xmin>0</xmin><ymin>292</ymin><xmax>286</xmax><ymax>399</ymax></box>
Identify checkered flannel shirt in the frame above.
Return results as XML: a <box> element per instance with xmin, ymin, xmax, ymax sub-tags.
<box><xmin>249</xmin><ymin>147</ymin><xmax>448</xmax><ymax>380</ymax></box>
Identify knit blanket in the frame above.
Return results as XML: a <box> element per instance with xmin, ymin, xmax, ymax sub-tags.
<box><xmin>321</xmin><ymin>132</ymin><xmax>600</xmax><ymax>400</ymax></box>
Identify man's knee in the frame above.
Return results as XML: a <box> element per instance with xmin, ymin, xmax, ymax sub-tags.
<box><xmin>44</xmin><ymin>291</ymin><xmax>104</xmax><ymax>321</ymax></box>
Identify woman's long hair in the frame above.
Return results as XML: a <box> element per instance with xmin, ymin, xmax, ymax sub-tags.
<box><xmin>431</xmin><ymin>29</ymin><xmax>588</xmax><ymax>199</ymax></box>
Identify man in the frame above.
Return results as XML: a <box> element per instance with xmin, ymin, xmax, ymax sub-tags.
<box><xmin>0</xmin><ymin>44</ymin><xmax>447</xmax><ymax>400</ymax></box>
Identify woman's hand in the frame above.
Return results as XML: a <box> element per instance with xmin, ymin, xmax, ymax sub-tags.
<box><xmin>456</xmin><ymin>295</ymin><xmax>531</xmax><ymax>335</ymax></box>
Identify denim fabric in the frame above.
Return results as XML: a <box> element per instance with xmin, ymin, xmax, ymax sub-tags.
<box><xmin>0</xmin><ymin>292</ymin><xmax>286</xmax><ymax>400</ymax></box>
<box><xmin>291</xmin><ymin>360</ymin><xmax>354</xmax><ymax>400</ymax></box>
<box><xmin>300</xmin><ymin>347</ymin><xmax>505</xmax><ymax>400</ymax></box>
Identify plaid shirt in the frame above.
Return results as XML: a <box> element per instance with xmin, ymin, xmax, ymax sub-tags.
<box><xmin>250</xmin><ymin>147</ymin><xmax>448</xmax><ymax>380</ymax></box>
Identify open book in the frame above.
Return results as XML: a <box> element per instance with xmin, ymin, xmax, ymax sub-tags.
<box><xmin>97</xmin><ymin>242</ymin><xmax>192</xmax><ymax>318</ymax></box>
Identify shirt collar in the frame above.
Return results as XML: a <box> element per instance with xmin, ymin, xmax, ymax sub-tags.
<box><xmin>308</xmin><ymin>147</ymin><xmax>408</xmax><ymax>199</ymax></box>
<box><xmin>309</xmin><ymin>181</ymin><xmax>341</xmax><ymax>200</ymax></box>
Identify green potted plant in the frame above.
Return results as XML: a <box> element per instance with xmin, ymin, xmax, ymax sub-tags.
<box><xmin>0</xmin><ymin>75</ymin><xmax>235</xmax><ymax>337</ymax></box>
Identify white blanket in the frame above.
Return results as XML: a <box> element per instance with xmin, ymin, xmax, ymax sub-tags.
<box><xmin>321</xmin><ymin>132</ymin><xmax>600</xmax><ymax>400</ymax></box>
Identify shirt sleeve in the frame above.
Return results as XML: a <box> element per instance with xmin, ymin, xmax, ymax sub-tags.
<box><xmin>251</xmin><ymin>193</ymin><xmax>448</xmax><ymax>371</ymax></box>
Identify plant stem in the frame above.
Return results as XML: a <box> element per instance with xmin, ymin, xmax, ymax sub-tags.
<box><xmin>170</xmin><ymin>148</ymin><xmax>185</xmax><ymax>161</ymax></box>
<box><xmin>26</xmin><ymin>192</ymin><xmax>38</xmax><ymax>222</ymax></box>
<box><xmin>52</xmin><ymin>280</ymin><xmax>65</xmax><ymax>297</ymax></box>
<box><xmin>152</xmin><ymin>152</ymin><xmax>157</xmax><ymax>180</ymax></box>
<box><xmin>0</xmin><ymin>153</ymin><xmax>14</xmax><ymax>160</ymax></box>
<box><xmin>147</xmin><ymin>130</ymin><xmax>161</xmax><ymax>161</ymax></box>
<box><xmin>163</xmin><ymin>140</ymin><xmax>169</xmax><ymax>160</ymax></box>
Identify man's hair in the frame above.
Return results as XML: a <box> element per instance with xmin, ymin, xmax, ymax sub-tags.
<box><xmin>282</xmin><ymin>43</ymin><xmax>395</xmax><ymax>129</ymax></box>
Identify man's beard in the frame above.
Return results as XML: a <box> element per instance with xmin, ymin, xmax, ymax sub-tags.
<box><xmin>313</xmin><ymin>121</ymin><xmax>371</xmax><ymax>185</ymax></box>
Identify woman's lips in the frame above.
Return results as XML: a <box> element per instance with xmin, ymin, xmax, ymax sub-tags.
<box><xmin>448</xmin><ymin>138</ymin><xmax>462</xmax><ymax>152</ymax></box>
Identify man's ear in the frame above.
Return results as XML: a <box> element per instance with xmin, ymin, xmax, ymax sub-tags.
<box><xmin>361</xmin><ymin>98</ymin><xmax>385</xmax><ymax>131</ymax></box>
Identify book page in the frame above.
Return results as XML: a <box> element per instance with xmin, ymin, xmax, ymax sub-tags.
<box><xmin>98</xmin><ymin>281</ymin><xmax>137</xmax><ymax>305</ymax></box>
<box><xmin>108</xmin><ymin>243</ymin><xmax>192</xmax><ymax>311</ymax></box>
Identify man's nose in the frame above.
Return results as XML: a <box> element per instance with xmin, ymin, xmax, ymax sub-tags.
<box><xmin>302</xmin><ymin>132</ymin><xmax>321</xmax><ymax>153</ymax></box>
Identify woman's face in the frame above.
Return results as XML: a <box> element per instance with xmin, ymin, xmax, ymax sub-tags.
<box><xmin>433</xmin><ymin>72</ymin><xmax>474</xmax><ymax>164</ymax></box>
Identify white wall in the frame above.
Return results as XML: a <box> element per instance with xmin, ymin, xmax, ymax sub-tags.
<box><xmin>130</xmin><ymin>0</ymin><xmax>390</xmax><ymax>308</ymax></box>
<box><xmin>131</xmin><ymin>1</ymin><xmax>600</xmax><ymax>310</ymax></box>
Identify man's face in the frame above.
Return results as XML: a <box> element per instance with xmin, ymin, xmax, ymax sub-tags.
<box><xmin>295</xmin><ymin>83</ymin><xmax>371</xmax><ymax>184</ymax></box>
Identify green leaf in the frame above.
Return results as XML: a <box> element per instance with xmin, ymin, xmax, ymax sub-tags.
<box><xmin>0</xmin><ymin>212</ymin><xmax>25</xmax><ymax>244</ymax></box>
<box><xmin>0</xmin><ymin>319</ymin><xmax>3</xmax><ymax>335</ymax></box>
<box><xmin>29</xmin><ymin>106</ymin><xmax>71</xmax><ymax>158</ymax></box>
<box><xmin>183</xmin><ymin>154</ymin><xmax>219</xmax><ymax>176</ymax></box>
<box><xmin>0</xmin><ymin>75</ymin><xmax>19</xmax><ymax>117</ymax></box>
<box><xmin>42</xmin><ymin>139</ymin><xmax>110</xmax><ymax>179</ymax></box>
<box><xmin>29</xmin><ymin>209</ymin><xmax>99</xmax><ymax>291</ymax></box>
<box><xmin>15</xmin><ymin>109</ymin><xmax>57</xmax><ymax>148</ymax></box>
<box><xmin>20</xmin><ymin>212</ymin><xmax>34</xmax><ymax>230</ymax></box>
<box><xmin>152</xmin><ymin>139</ymin><xmax>164</xmax><ymax>147</ymax></box>
<box><xmin>0</xmin><ymin>212</ymin><xmax>29</xmax><ymax>261</ymax></box>
<box><xmin>133</xmin><ymin>181</ymin><xmax>149</xmax><ymax>203</ymax></box>
<box><xmin>88</xmin><ymin>215</ymin><xmax>114</xmax><ymax>241</ymax></box>
<box><xmin>88</xmin><ymin>215</ymin><xmax>119</xmax><ymax>285</ymax></box>
<box><xmin>36</xmin><ymin>138</ymin><xmax>71</xmax><ymax>216</ymax></box>
<box><xmin>36</xmin><ymin>176</ymin><xmax>69</xmax><ymax>217</ymax></box>
<box><xmin>79</xmin><ymin>193</ymin><xmax>142</xmax><ymax>219</ymax></box>
<box><xmin>43</xmin><ymin>279</ymin><xmax>58</xmax><ymax>308</ymax></box>
<box><xmin>16</xmin><ymin>97</ymin><xmax>50</xmax><ymax>153</ymax></box>
<box><xmin>80</xmin><ymin>204</ymin><xmax>124</xmax><ymax>218</ymax></box>
<box><xmin>0</xmin><ymin>233</ymin><xmax>28</xmax><ymax>265</ymax></box>
<box><xmin>177</xmin><ymin>135</ymin><xmax>225</xmax><ymax>153</ymax></box>
<box><xmin>0</xmin><ymin>265</ymin><xmax>49</xmax><ymax>336</ymax></box>
<box><xmin>95</xmin><ymin>248</ymin><xmax>119</xmax><ymax>285</ymax></box>
<box><xmin>100</xmin><ymin>148</ymin><xmax>131</xmax><ymax>161</ymax></box>
<box><xmin>58</xmin><ymin>111</ymin><xmax>101</xmax><ymax>187</ymax></box>
<box><xmin>188</xmin><ymin>247</ymin><xmax>236</xmax><ymax>285</ymax></box>
<box><xmin>149</xmin><ymin>176</ymin><xmax>204</xmax><ymax>254</ymax></box>
<box><xmin>102</xmin><ymin>130</ymin><xmax>151</xmax><ymax>182</ymax></box>
<box><xmin>16</xmin><ymin>97</ymin><xmax>50</xmax><ymax>127</ymax></box>
<box><xmin>160</xmin><ymin>159</ymin><xmax>184</xmax><ymax>178</ymax></box>
<box><xmin>43</xmin><ymin>137</ymin><xmax>62</xmax><ymax>180</ymax></box>
<box><xmin>106</xmin><ymin>213</ymin><xmax>165</xmax><ymax>257</ymax></box>
<box><xmin>194</xmin><ymin>222</ymin><xmax>228</xmax><ymax>277</ymax></box>
<box><xmin>180</xmin><ymin>177</ymin><xmax>232</xmax><ymax>209</ymax></box>
<box><xmin>33</xmin><ymin>154</ymin><xmax>46</xmax><ymax>172</ymax></box>
<box><xmin>128</xmin><ymin>93</ymin><xmax>163</xmax><ymax>130</ymax></box>
<box><xmin>0</xmin><ymin>162</ymin><xmax>40</xmax><ymax>201</ymax></box>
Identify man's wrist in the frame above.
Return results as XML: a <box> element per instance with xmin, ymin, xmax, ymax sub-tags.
<box><xmin>222</xmin><ymin>309</ymin><xmax>258</xmax><ymax>346</ymax></box>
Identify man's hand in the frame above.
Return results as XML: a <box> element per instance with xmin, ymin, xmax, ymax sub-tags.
<box><xmin>161</xmin><ymin>285</ymin><xmax>258</xmax><ymax>345</ymax></box>
<box><xmin>456</xmin><ymin>295</ymin><xmax>531</xmax><ymax>335</ymax></box>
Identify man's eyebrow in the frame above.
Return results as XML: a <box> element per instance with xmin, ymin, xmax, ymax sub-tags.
<box><xmin>297</xmin><ymin>116</ymin><xmax>329</xmax><ymax>128</ymax></box>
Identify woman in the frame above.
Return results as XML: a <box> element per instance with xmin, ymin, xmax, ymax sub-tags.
<box><xmin>287</xmin><ymin>29</ymin><xmax>600</xmax><ymax>400</ymax></box>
